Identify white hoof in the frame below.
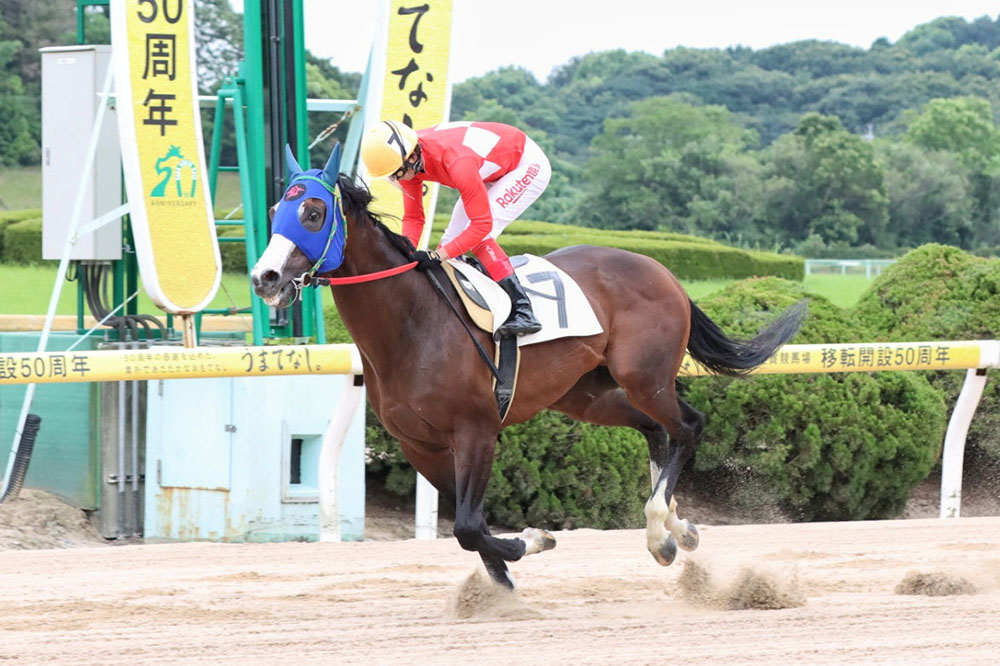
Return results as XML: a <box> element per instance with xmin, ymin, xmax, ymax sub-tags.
<box><xmin>520</xmin><ymin>527</ymin><xmax>557</xmax><ymax>556</ymax></box>
<box><xmin>675</xmin><ymin>520</ymin><xmax>700</xmax><ymax>552</ymax></box>
<box><xmin>649</xmin><ymin>533</ymin><xmax>678</xmax><ymax>566</ymax></box>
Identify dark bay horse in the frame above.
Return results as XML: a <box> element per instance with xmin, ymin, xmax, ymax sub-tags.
<box><xmin>251</xmin><ymin>145</ymin><xmax>806</xmax><ymax>589</ymax></box>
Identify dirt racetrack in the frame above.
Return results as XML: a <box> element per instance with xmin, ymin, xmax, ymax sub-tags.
<box><xmin>1</xmin><ymin>517</ymin><xmax>999</xmax><ymax>665</ymax></box>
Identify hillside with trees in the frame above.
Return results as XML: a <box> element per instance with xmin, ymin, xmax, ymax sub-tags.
<box><xmin>3</xmin><ymin>4</ymin><xmax>1000</xmax><ymax>256</ymax></box>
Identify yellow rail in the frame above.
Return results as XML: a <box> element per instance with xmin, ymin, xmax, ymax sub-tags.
<box><xmin>680</xmin><ymin>340</ymin><xmax>1000</xmax><ymax>376</ymax></box>
<box><xmin>2</xmin><ymin>340</ymin><xmax>998</xmax><ymax>386</ymax></box>
<box><xmin>0</xmin><ymin>344</ymin><xmax>361</xmax><ymax>385</ymax></box>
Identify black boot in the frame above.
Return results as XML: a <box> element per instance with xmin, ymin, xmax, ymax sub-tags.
<box><xmin>496</xmin><ymin>274</ymin><xmax>542</xmax><ymax>337</ymax></box>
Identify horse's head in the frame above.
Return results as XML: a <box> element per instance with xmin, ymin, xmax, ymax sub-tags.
<box><xmin>251</xmin><ymin>143</ymin><xmax>345</xmax><ymax>308</ymax></box>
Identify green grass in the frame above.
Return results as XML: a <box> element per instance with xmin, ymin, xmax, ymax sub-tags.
<box><xmin>2</xmin><ymin>263</ymin><xmax>872</xmax><ymax>318</ymax></box>
<box><xmin>0</xmin><ymin>263</ymin><xmax>253</xmax><ymax>315</ymax></box>
<box><xmin>801</xmin><ymin>274</ymin><xmax>872</xmax><ymax>308</ymax></box>
<box><xmin>0</xmin><ymin>168</ymin><xmax>42</xmax><ymax>211</ymax></box>
<box><xmin>681</xmin><ymin>273</ymin><xmax>870</xmax><ymax>308</ymax></box>
<box><xmin>0</xmin><ymin>167</ymin><xmax>244</xmax><ymax>214</ymax></box>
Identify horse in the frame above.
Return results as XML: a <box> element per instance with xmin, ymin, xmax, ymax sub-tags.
<box><xmin>250</xmin><ymin>144</ymin><xmax>806</xmax><ymax>589</ymax></box>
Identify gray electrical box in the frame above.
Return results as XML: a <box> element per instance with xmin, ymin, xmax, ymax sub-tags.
<box><xmin>41</xmin><ymin>45</ymin><xmax>122</xmax><ymax>260</ymax></box>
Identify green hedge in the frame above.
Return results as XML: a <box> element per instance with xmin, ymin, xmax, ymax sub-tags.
<box><xmin>854</xmin><ymin>244</ymin><xmax>1000</xmax><ymax>460</ymax></box>
<box><xmin>428</xmin><ymin>215</ymin><xmax>803</xmax><ymax>281</ymax></box>
<box><xmin>685</xmin><ymin>277</ymin><xmax>946</xmax><ymax>521</ymax></box>
<box><xmin>0</xmin><ymin>208</ymin><xmax>42</xmax><ymax>259</ymax></box>
<box><xmin>216</xmin><ymin>225</ymin><xmax>249</xmax><ymax>273</ymax></box>
<box><xmin>3</xmin><ymin>217</ymin><xmax>43</xmax><ymax>264</ymax></box>
<box><xmin>365</xmin><ymin>407</ymin><xmax>649</xmax><ymax>530</ymax></box>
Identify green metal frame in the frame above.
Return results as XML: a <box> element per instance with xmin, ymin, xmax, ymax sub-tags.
<box><xmin>75</xmin><ymin>0</ymin><xmax>360</xmax><ymax>345</ymax></box>
<box><xmin>206</xmin><ymin>75</ymin><xmax>269</xmax><ymax>345</ymax></box>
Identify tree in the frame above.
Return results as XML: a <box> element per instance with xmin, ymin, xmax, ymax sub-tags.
<box><xmin>760</xmin><ymin>113</ymin><xmax>888</xmax><ymax>246</ymax></box>
<box><xmin>875</xmin><ymin>140</ymin><xmax>973</xmax><ymax>248</ymax></box>
<box><xmin>904</xmin><ymin>97</ymin><xmax>1000</xmax><ymax>246</ymax></box>
<box><xmin>573</xmin><ymin>96</ymin><xmax>760</xmax><ymax>232</ymax></box>
<box><xmin>0</xmin><ymin>16</ymin><xmax>36</xmax><ymax>165</ymax></box>
<box><xmin>194</xmin><ymin>0</ymin><xmax>243</xmax><ymax>93</ymax></box>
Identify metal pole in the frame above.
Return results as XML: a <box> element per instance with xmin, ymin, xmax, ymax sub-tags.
<box><xmin>131</xmin><ymin>337</ymin><xmax>140</xmax><ymax>536</ymax></box>
<box><xmin>117</xmin><ymin>377</ymin><xmax>126</xmax><ymax>537</ymax></box>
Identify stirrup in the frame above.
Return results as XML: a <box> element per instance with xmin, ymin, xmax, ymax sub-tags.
<box><xmin>497</xmin><ymin>313</ymin><xmax>542</xmax><ymax>337</ymax></box>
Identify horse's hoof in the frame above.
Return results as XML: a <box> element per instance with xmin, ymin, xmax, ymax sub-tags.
<box><xmin>650</xmin><ymin>534</ymin><xmax>678</xmax><ymax>567</ymax></box>
<box><xmin>521</xmin><ymin>527</ymin><xmax>557</xmax><ymax>555</ymax></box>
<box><xmin>677</xmin><ymin>520</ymin><xmax>700</xmax><ymax>552</ymax></box>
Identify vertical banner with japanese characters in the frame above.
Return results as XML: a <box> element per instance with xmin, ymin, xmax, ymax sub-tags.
<box><xmin>110</xmin><ymin>0</ymin><xmax>221</xmax><ymax>314</ymax></box>
<box><xmin>361</xmin><ymin>0</ymin><xmax>454</xmax><ymax>244</ymax></box>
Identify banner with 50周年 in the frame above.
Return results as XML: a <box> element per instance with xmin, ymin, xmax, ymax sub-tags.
<box><xmin>110</xmin><ymin>0</ymin><xmax>221</xmax><ymax>314</ymax></box>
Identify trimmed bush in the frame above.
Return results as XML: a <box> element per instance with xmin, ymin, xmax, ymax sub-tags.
<box><xmin>685</xmin><ymin>277</ymin><xmax>946</xmax><ymax>521</ymax></box>
<box><xmin>3</xmin><ymin>217</ymin><xmax>43</xmax><ymax>264</ymax></box>
<box><xmin>499</xmin><ymin>235</ymin><xmax>803</xmax><ymax>280</ymax></box>
<box><xmin>365</xmin><ymin>407</ymin><xmax>649</xmax><ymax>530</ymax></box>
<box><xmin>215</xmin><ymin>225</ymin><xmax>250</xmax><ymax>273</ymax></box>
<box><xmin>855</xmin><ymin>244</ymin><xmax>1000</xmax><ymax>460</ymax></box>
<box><xmin>429</xmin><ymin>215</ymin><xmax>803</xmax><ymax>281</ymax></box>
<box><xmin>0</xmin><ymin>208</ymin><xmax>42</xmax><ymax>259</ymax></box>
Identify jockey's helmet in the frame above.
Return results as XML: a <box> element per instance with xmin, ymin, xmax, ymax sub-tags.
<box><xmin>361</xmin><ymin>120</ymin><xmax>419</xmax><ymax>179</ymax></box>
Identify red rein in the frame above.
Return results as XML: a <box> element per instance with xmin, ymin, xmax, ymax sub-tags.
<box><xmin>305</xmin><ymin>261</ymin><xmax>418</xmax><ymax>286</ymax></box>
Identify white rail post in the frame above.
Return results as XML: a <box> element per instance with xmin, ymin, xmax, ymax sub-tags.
<box><xmin>415</xmin><ymin>474</ymin><xmax>439</xmax><ymax>540</ymax></box>
<box><xmin>939</xmin><ymin>367</ymin><xmax>988</xmax><ymax>518</ymax></box>
<box><xmin>317</xmin><ymin>374</ymin><xmax>365</xmax><ymax>542</ymax></box>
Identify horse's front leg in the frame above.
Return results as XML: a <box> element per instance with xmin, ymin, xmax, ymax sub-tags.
<box><xmin>451</xmin><ymin>427</ymin><xmax>556</xmax><ymax>589</ymax></box>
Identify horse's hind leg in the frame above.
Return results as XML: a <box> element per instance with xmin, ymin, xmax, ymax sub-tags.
<box><xmin>551</xmin><ymin>368</ymin><xmax>700</xmax><ymax>566</ymax></box>
<box><xmin>644</xmin><ymin>395</ymin><xmax>704</xmax><ymax>559</ymax></box>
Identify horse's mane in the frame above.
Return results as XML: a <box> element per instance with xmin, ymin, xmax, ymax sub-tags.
<box><xmin>337</xmin><ymin>174</ymin><xmax>416</xmax><ymax>257</ymax></box>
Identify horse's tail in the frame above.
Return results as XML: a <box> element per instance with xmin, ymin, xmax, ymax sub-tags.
<box><xmin>686</xmin><ymin>299</ymin><xmax>808</xmax><ymax>377</ymax></box>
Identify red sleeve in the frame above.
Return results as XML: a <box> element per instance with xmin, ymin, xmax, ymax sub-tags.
<box><xmin>440</xmin><ymin>156</ymin><xmax>493</xmax><ymax>258</ymax></box>
<box><xmin>400</xmin><ymin>179</ymin><xmax>425</xmax><ymax>247</ymax></box>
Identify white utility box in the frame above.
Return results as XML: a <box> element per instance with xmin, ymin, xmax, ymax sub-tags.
<box><xmin>41</xmin><ymin>45</ymin><xmax>122</xmax><ymax>260</ymax></box>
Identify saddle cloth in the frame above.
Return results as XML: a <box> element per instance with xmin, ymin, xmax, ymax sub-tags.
<box><xmin>442</xmin><ymin>254</ymin><xmax>604</xmax><ymax>346</ymax></box>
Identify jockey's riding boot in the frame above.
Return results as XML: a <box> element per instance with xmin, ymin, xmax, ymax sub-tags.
<box><xmin>496</xmin><ymin>273</ymin><xmax>542</xmax><ymax>337</ymax></box>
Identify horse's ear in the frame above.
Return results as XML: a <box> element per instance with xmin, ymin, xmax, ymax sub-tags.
<box><xmin>284</xmin><ymin>144</ymin><xmax>304</xmax><ymax>181</ymax></box>
<box><xmin>320</xmin><ymin>141</ymin><xmax>342</xmax><ymax>188</ymax></box>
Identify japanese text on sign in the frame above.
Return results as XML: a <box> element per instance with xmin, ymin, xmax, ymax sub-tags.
<box><xmin>679</xmin><ymin>341</ymin><xmax>983</xmax><ymax>376</ymax></box>
<box><xmin>366</xmin><ymin>1</ymin><xmax>453</xmax><ymax>240</ymax></box>
<box><xmin>111</xmin><ymin>0</ymin><xmax>221</xmax><ymax>313</ymax></box>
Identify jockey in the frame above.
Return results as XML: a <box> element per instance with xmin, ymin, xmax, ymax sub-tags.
<box><xmin>360</xmin><ymin>119</ymin><xmax>551</xmax><ymax>338</ymax></box>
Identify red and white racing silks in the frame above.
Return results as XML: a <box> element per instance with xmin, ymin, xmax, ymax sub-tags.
<box><xmin>398</xmin><ymin>121</ymin><xmax>551</xmax><ymax>260</ymax></box>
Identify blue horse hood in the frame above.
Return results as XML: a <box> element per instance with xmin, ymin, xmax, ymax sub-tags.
<box><xmin>270</xmin><ymin>168</ymin><xmax>346</xmax><ymax>274</ymax></box>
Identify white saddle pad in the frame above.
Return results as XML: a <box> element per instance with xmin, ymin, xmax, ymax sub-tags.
<box><xmin>448</xmin><ymin>254</ymin><xmax>604</xmax><ymax>346</ymax></box>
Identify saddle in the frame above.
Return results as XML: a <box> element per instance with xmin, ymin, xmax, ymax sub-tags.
<box><xmin>440</xmin><ymin>260</ymin><xmax>520</xmax><ymax>422</ymax></box>
<box><xmin>439</xmin><ymin>255</ymin><xmax>604</xmax><ymax>422</ymax></box>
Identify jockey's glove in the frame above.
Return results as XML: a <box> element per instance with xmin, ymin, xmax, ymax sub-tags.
<box><xmin>410</xmin><ymin>250</ymin><xmax>442</xmax><ymax>271</ymax></box>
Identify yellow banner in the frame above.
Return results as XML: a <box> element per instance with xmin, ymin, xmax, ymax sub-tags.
<box><xmin>367</xmin><ymin>0</ymin><xmax>453</xmax><ymax>242</ymax></box>
<box><xmin>680</xmin><ymin>341</ymin><xmax>992</xmax><ymax>376</ymax></box>
<box><xmin>111</xmin><ymin>0</ymin><xmax>221</xmax><ymax>313</ymax></box>
<box><xmin>0</xmin><ymin>345</ymin><xmax>360</xmax><ymax>386</ymax></box>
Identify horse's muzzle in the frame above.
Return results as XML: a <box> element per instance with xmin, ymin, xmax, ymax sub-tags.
<box><xmin>251</xmin><ymin>269</ymin><xmax>298</xmax><ymax>308</ymax></box>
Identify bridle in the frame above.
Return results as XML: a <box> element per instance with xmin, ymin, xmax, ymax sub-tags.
<box><xmin>287</xmin><ymin>174</ymin><xmax>418</xmax><ymax>294</ymax></box>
